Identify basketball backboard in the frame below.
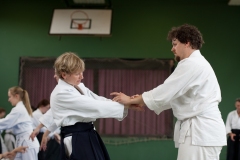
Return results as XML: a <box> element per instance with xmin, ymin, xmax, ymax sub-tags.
<box><xmin>49</xmin><ymin>9</ymin><xmax>112</xmax><ymax>36</ymax></box>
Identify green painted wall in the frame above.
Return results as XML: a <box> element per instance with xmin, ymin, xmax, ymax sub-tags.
<box><xmin>0</xmin><ymin>0</ymin><xmax>240</xmax><ymax>159</ymax></box>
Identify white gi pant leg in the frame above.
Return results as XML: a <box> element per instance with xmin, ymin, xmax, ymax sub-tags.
<box><xmin>14</xmin><ymin>140</ymin><xmax>39</xmax><ymax>160</ymax></box>
<box><xmin>4</xmin><ymin>133</ymin><xmax>16</xmax><ymax>152</ymax></box>
<box><xmin>177</xmin><ymin>136</ymin><xmax>222</xmax><ymax>160</ymax></box>
<box><xmin>64</xmin><ymin>136</ymin><xmax>72</xmax><ymax>158</ymax></box>
<box><xmin>1</xmin><ymin>135</ymin><xmax>8</xmax><ymax>153</ymax></box>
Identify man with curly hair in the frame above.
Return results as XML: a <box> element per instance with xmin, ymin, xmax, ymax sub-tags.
<box><xmin>111</xmin><ymin>24</ymin><xmax>227</xmax><ymax>160</ymax></box>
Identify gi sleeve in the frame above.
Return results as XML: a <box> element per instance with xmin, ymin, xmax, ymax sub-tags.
<box><xmin>51</xmin><ymin>88</ymin><xmax>126</xmax><ymax>127</ymax></box>
<box><xmin>0</xmin><ymin>108</ymin><xmax>20</xmax><ymax>130</ymax></box>
<box><xmin>142</xmin><ymin>60</ymin><xmax>200</xmax><ymax>115</ymax></box>
<box><xmin>225</xmin><ymin>112</ymin><xmax>233</xmax><ymax>134</ymax></box>
<box><xmin>81</xmin><ymin>83</ymin><xmax>128</xmax><ymax>120</ymax></box>
<box><xmin>39</xmin><ymin>109</ymin><xmax>58</xmax><ymax>132</ymax></box>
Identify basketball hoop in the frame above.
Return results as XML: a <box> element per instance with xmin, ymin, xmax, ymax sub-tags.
<box><xmin>70</xmin><ymin>10</ymin><xmax>89</xmax><ymax>30</ymax></box>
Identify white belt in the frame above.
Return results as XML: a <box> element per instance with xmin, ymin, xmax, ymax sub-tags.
<box><xmin>174</xmin><ymin>118</ymin><xmax>192</xmax><ymax>148</ymax></box>
<box><xmin>174</xmin><ymin>105</ymin><xmax>220</xmax><ymax>148</ymax></box>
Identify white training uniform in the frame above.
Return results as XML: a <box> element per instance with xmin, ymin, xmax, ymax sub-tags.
<box><xmin>225</xmin><ymin>110</ymin><xmax>240</xmax><ymax>134</ymax></box>
<box><xmin>142</xmin><ymin>50</ymin><xmax>226</xmax><ymax>160</ymax></box>
<box><xmin>50</xmin><ymin>79</ymin><xmax>128</xmax><ymax>156</ymax></box>
<box><xmin>32</xmin><ymin>109</ymin><xmax>55</xmax><ymax>138</ymax></box>
<box><xmin>39</xmin><ymin>108</ymin><xmax>58</xmax><ymax>133</ymax></box>
<box><xmin>0</xmin><ymin>134</ymin><xmax>8</xmax><ymax>153</ymax></box>
<box><xmin>3</xmin><ymin>129</ymin><xmax>16</xmax><ymax>152</ymax></box>
<box><xmin>0</xmin><ymin>101</ymin><xmax>39</xmax><ymax>160</ymax></box>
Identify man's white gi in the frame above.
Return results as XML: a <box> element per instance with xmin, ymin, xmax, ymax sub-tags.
<box><xmin>226</xmin><ymin>110</ymin><xmax>240</xmax><ymax>134</ymax></box>
<box><xmin>142</xmin><ymin>50</ymin><xmax>226</xmax><ymax>159</ymax></box>
<box><xmin>0</xmin><ymin>101</ymin><xmax>39</xmax><ymax>160</ymax></box>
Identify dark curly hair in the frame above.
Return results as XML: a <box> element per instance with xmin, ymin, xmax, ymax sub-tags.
<box><xmin>167</xmin><ymin>24</ymin><xmax>204</xmax><ymax>50</ymax></box>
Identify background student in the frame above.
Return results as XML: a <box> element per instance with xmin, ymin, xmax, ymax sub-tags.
<box><xmin>0</xmin><ymin>86</ymin><xmax>40</xmax><ymax>160</ymax></box>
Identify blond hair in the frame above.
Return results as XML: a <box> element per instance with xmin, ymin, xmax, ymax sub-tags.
<box><xmin>54</xmin><ymin>52</ymin><xmax>85</xmax><ymax>79</ymax></box>
<box><xmin>9</xmin><ymin>86</ymin><xmax>32</xmax><ymax>116</ymax></box>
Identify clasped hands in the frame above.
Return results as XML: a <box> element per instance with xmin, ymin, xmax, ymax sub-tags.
<box><xmin>110</xmin><ymin>92</ymin><xmax>145</xmax><ymax>111</ymax></box>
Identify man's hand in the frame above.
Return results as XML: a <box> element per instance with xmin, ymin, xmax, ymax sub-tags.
<box><xmin>130</xmin><ymin>94</ymin><xmax>140</xmax><ymax>99</ymax></box>
<box><xmin>127</xmin><ymin>104</ymin><xmax>145</xmax><ymax>111</ymax></box>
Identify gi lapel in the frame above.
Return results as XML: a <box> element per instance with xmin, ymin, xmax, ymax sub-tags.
<box><xmin>74</xmin><ymin>85</ymin><xmax>84</xmax><ymax>95</ymax></box>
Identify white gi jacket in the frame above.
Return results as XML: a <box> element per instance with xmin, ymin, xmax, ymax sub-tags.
<box><xmin>32</xmin><ymin>109</ymin><xmax>55</xmax><ymax>137</ymax></box>
<box><xmin>0</xmin><ymin>101</ymin><xmax>39</xmax><ymax>149</ymax></box>
<box><xmin>225</xmin><ymin>110</ymin><xmax>240</xmax><ymax>134</ymax></box>
<box><xmin>142</xmin><ymin>50</ymin><xmax>227</xmax><ymax>147</ymax></box>
<box><xmin>39</xmin><ymin>108</ymin><xmax>59</xmax><ymax>133</ymax></box>
<box><xmin>51</xmin><ymin>79</ymin><xmax>127</xmax><ymax>127</ymax></box>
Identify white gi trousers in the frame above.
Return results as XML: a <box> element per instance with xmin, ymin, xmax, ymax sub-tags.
<box><xmin>14</xmin><ymin>140</ymin><xmax>39</xmax><ymax>160</ymax></box>
<box><xmin>14</xmin><ymin>132</ymin><xmax>39</xmax><ymax>160</ymax></box>
<box><xmin>177</xmin><ymin>127</ymin><xmax>222</xmax><ymax>160</ymax></box>
<box><xmin>3</xmin><ymin>132</ymin><xmax>16</xmax><ymax>152</ymax></box>
<box><xmin>64</xmin><ymin>136</ymin><xmax>72</xmax><ymax>157</ymax></box>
